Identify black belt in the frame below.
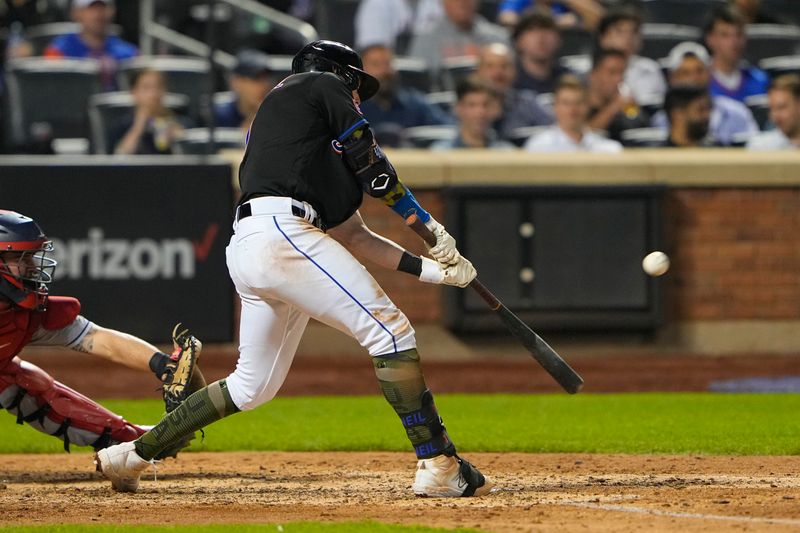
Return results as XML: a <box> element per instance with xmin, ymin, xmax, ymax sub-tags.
<box><xmin>236</xmin><ymin>200</ymin><xmax>324</xmax><ymax>230</ymax></box>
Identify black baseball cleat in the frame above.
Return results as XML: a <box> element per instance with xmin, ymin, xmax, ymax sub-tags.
<box><xmin>412</xmin><ymin>454</ymin><xmax>493</xmax><ymax>497</ymax></box>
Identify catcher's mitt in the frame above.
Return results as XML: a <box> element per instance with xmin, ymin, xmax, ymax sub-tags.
<box><xmin>162</xmin><ymin>323</ymin><xmax>202</xmax><ymax>413</ymax></box>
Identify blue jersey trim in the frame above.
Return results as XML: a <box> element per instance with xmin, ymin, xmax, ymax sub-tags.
<box><xmin>273</xmin><ymin>216</ymin><xmax>398</xmax><ymax>353</ymax></box>
<box><xmin>337</xmin><ymin>118</ymin><xmax>368</xmax><ymax>142</ymax></box>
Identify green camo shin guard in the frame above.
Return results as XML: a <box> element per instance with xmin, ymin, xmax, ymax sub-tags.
<box><xmin>373</xmin><ymin>349</ymin><xmax>455</xmax><ymax>459</ymax></box>
<box><xmin>135</xmin><ymin>379</ymin><xmax>239</xmax><ymax>460</ymax></box>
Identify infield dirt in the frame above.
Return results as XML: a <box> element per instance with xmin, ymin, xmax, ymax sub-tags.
<box><xmin>1</xmin><ymin>452</ymin><xmax>799</xmax><ymax>532</ymax></box>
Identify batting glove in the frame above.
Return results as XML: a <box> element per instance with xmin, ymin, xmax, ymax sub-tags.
<box><xmin>424</xmin><ymin>217</ymin><xmax>461</xmax><ymax>266</ymax></box>
<box><xmin>419</xmin><ymin>257</ymin><xmax>476</xmax><ymax>288</ymax></box>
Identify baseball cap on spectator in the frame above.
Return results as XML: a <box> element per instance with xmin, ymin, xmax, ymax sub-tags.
<box><xmin>73</xmin><ymin>0</ymin><xmax>113</xmax><ymax>7</ymax></box>
<box><xmin>665</xmin><ymin>42</ymin><xmax>710</xmax><ymax>73</ymax></box>
<box><xmin>232</xmin><ymin>50</ymin><xmax>272</xmax><ymax>78</ymax></box>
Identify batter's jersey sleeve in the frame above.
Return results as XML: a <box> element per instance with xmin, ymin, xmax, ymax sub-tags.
<box><xmin>309</xmin><ymin>72</ymin><xmax>369</xmax><ymax>142</ymax></box>
<box><xmin>30</xmin><ymin>315</ymin><xmax>95</xmax><ymax>349</ymax></box>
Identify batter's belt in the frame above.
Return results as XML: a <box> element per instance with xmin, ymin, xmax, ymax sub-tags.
<box><xmin>235</xmin><ymin>196</ymin><xmax>324</xmax><ymax>231</ymax></box>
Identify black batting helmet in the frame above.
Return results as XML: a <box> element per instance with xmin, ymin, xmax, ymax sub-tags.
<box><xmin>291</xmin><ymin>40</ymin><xmax>379</xmax><ymax>101</ymax></box>
<box><xmin>0</xmin><ymin>210</ymin><xmax>57</xmax><ymax>310</ymax></box>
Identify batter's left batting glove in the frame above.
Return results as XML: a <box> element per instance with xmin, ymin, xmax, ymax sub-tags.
<box><xmin>424</xmin><ymin>217</ymin><xmax>461</xmax><ymax>266</ymax></box>
<box><xmin>162</xmin><ymin>323</ymin><xmax>202</xmax><ymax>413</ymax></box>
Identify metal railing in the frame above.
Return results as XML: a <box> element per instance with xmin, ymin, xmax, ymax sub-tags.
<box><xmin>138</xmin><ymin>0</ymin><xmax>317</xmax><ymax>69</ymax></box>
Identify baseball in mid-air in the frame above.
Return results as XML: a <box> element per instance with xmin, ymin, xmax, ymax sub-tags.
<box><xmin>642</xmin><ymin>251</ymin><xmax>670</xmax><ymax>277</ymax></box>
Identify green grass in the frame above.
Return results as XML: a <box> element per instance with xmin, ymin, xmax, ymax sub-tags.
<box><xmin>1</xmin><ymin>393</ymin><xmax>798</xmax><ymax>455</ymax></box>
<box><xmin>0</xmin><ymin>523</ymin><xmax>480</xmax><ymax>533</ymax></box>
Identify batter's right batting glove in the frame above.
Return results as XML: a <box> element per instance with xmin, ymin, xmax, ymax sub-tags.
<box><xmin>162</xmin><ymin>323</ymin><xmax>202</xmax><ymax>413</ymax></box>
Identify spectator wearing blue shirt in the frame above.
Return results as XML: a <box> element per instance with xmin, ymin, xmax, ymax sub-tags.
<box><xmin>215</xmin><ymin>50</ymin><xmax>275</xmax><ymax>130</ymax></box>
<box><xmin>358</xmin><ymin>44</ymin><xmax>452</xmax><ymax>147</ymax></box>
<box><xmin>431</xmin><ymin>78</ymin><xmax>515</xmax><ymax>150</ymax></box>
<box><xmin>704</xmin><ymin>5</ymin><xmax>769</xmax><ymax>103</ymax></box>
<box><xmin>44</xmin><ymin>0</ymin><xmax>137</xmax><ymax>91</ymax></box>
<box><xmin>497</xmin><ymin>0</ymin><xmax>603</xmax><ymax>30</ymax></box>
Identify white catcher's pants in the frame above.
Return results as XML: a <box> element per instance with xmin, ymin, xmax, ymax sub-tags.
<box><xmin>224</xmin><ymin>197</ymin><xmax>417</xmax><ymax>411</ymax></box>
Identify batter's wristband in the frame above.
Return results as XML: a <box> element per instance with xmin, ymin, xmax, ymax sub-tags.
<box><xmin>397</xmin><ymin>251</ymin><xmax>423</xmax><ymax>276</ymax></box>
<box><xmin>419</xmin><ymin>257</ymin><xmax>445</xmax><ymax>284</ymax></box>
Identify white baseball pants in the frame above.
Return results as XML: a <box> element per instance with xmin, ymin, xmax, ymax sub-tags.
<box><xmin>224</xmin><ymin>197</ymin><xmax>417</xmax><ymax>411</ymax></box>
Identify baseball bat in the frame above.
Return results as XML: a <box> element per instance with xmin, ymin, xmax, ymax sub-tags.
<box><xmin>406</xmin><ymin>214</ymin><xmax>584</xmax><ymax>394</ymax></box>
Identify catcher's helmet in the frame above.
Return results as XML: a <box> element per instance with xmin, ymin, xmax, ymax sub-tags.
<box><xmin>291</xmin><ymin>40</ymin><xmax>379</xmax><ymax>101</ymax></box>
<box><xmin>0</xmin><ymin>210</ymin><xmax>57</xmax><ymax>310</ymax></box>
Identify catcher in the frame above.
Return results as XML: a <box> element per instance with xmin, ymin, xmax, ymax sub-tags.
<box><xmin>0</xmin><ymin>209</ymin><xmax>202</xmax><ymax>453</ymax></box>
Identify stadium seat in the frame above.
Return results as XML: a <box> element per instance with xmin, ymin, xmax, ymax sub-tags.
<box><xmin>173</xmin><ymin>127</ymin><xmax>246</xmax><ymax>154</ymax></box>
<box><xmin>314</xmin><ymin>0</ymin><xmax>359</xmax><ymax>47</ymax></box>
<box><xmin>394</xmin><ymin>56</ymin><xmax>433</xmax><ymax>93</ymax></box>
<box><xmin>744</xmin><ymin>25</ymin><xmax>800</xmax><ymax>65</ymax></box>
<box><xmin>4</xmin><ymin>57</ymin><xmax>101</xmax><ymax>148</ymax></box>
<box><xmin>440</xmin><ymin>56</ymin><xmax>478</xmax><ymax>92</ymax></box>
<box><xmin>559</xmin><ymin>54</ymin><xmax>591</xmax><ymax>76</ymax></box>
<box><xmin>641</xmin><ymin>0</ymin><xmax>726</xmax><ymax>27</ymax></box>
<box><xmin>117</xmin><ymin>56</ymin><xmax>210</xmax><ymax>123</ymax></box>
<box><xmin>759</xmin><ymin>55</ymin><xmax>800</xmax><ymax>77</ymax></box>
<box><xmin>88</xmin><ymin>91</ymin><xmax>191</xmax><ymax>154</ymax></box>
<box><xmin>744</xmin><ymin>94</ymin><xmax>771</xmax><ymax>130</ymax></box>
<box><xmin>402</xmin><ymin>125</ymin><xmax>457</xmax><ymax>148</ymax></box>
<box><xmin>425</xmin><ymin>91</ymin><xmax>456</xmax><ymax>114</ymax></box>
<box><xmin>508</xmin><ymin>126</ymin><xmax>550</xmax><ymax>148</ymax></box>
<box><xmin>25</xmin><ymin>22</ymin><xmax>123</xmax><ymax>56</ymax></box>
<box><xmin>619</xmin><ymin>127</ymin><xmax>668</xmax><ymax>147</ymax></box>
<box><xmin>264</xmin><ymin>55</ymin><xmax>294</xmax><ymax>81</ymax></box>
<box><xmin>763</xmin><ymin>0</ymin><xmax>800</xmax><ymax>26</ymax></box>
<box><xmin>558</xmin><ymin>27</ymin><xmax>594</xmax><ymax>57</ymax></box>
<box><xmin>640</xmin><ymin>24</ymin><xmax>702</xmax><ymax>61</ymax></box>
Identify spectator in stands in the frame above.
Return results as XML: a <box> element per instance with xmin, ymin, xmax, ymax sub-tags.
<box><xmin>512</xmin><ymin>10</ymin><xmax>568</xmax><ymax>94</ymax></box>
<box><xmin>474</xmin><ymin>43</ymin><xmax>554</xmax><ymax>141</ymax></box>
<box><xmin>431</xmin><ymin>78</ymin><xmax>514</xmax><ymax>150</ymax></box>
<box><xmin>596</xmin><ymin>7</ymin><xmax>666</xmax><ymax>105</ymax></box>
<box><xmin>525</xmin><ymin>75</ymin><xmax>622</xmax><ymax>152</ymax></box>
<box><xmin>215</xmin><ymin>50</ymin><xmax>274</xmax><ymax>130</ymax></box>
<box><xmin>358</xmin><ymin>44</ymin><xmax>452</xmax><ymax>147</ymax></box>
<box><xmin>497</xmin><ymin>0</ymin><xmax>604</xmax><ymax>31</ymax></box>
<box><xmin>660</xmin><ymin>85</ymin><xmax>716</xmax><ymax>147</ymax></box>
<box><xmin>730</xmin><ymin>0</ymin><xmax>782</xmax><ymax>25</ymax></box>
<box><xmin>747</xmin><ymin>75</ymin><xmax>800</xmax><ymax>150</ymax></box>
<box><xmin>704</xmin><ymin>5</ymin><xmax>769</xmax><ymax>103</ymax></box>
<box><xmin>587</xmin><ymin>48</ymin><xmax>650</xmax><ymax>144</ymax></box>
<box><xmin>408</xmin><ymin>0</ymin><xmax>508</xmax><ymax>82</ymax></box>
<box><xmin>44</xmin><ymin>0</ymin><xmax>137</xmax><ymax>91</ymax></box>
<box><xmin>652</xmin><ymin>42</ymin><xmax>759</xmax><ymax>146</ymax></box>
<box><xmin>111</xmin><ymin>68</ymin><xmax>186</xmax><ymax>155</ymax></box>
<box><xmin>355</xmin><ymin>0</ymin><xmax>443</xmax><ymax>53</ymax></box>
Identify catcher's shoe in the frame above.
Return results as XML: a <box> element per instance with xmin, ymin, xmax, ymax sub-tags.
<box><xmin>412</xmin><ymin>454</ymin><xmax>493</xmax><ymax>497</ymax></box>
<box><xmin>94</xmin><ymin>441</ymin><xmax>153</xmax><ymax>493</ymax></box>
<box><xmin>162</xmin><ymin>323</ymin><xmax>202</xmax><ymax>413</ymax></box>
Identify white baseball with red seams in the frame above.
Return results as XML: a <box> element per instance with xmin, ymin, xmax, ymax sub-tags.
<box><xmin>224</xmin><ymin>197</ymin><xmax>416</xmax><ymax>411</ymax></box>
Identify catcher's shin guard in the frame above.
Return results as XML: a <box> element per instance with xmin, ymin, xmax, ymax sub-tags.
<box><xmin>0</xmin><ymin>357</ymin><xmax>145</xmax><ymax>452</ymax></box>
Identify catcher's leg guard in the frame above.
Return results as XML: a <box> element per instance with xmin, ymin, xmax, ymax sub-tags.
<box><xmin>0</xmin><ymin>357</ymin><xmax>145</xmax><ymax>452</ymax></box>
<box><xmin>373</xmin><ymin>349</ymin><xmax>455</xmax><ymax>459</ymax></box>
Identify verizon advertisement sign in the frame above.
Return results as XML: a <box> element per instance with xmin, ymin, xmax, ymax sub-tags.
<box><xmin>0</xmin><ymin>159</ymin><xmax>234</xmax><ymax>342</ymax></box>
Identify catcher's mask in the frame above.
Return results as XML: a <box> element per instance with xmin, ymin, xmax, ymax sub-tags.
<box><xmin>0</xmin><ymin>210</ymin><xmax>57</xmax><ymax>311</ymax></box>
<box><xmin>291</xmin><ymin>40</ymin><xmax>380</xmax><ymax>101</ymax></box>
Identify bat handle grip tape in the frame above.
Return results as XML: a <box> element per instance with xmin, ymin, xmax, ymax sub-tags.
<box><xmin>405</xmin><ymin>214</ymin><xmax>501</xmax><ymax>309</ymax></box>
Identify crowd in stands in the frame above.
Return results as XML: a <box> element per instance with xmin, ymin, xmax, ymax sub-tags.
<box><xmin>1</xmin><ymin>0</ymin><xmax>799</xmax><ymax>155</ymax></box>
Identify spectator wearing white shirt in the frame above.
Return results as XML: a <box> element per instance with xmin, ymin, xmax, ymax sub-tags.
<box><xmin>354</xmin><ymin>0</ymin><xmax>443</xmax><ymax>52</ymax></box>
<box><xmin>596</xmin><ymin>7</ymin><xmax>666</xmax><ymax>105</ymax></box>
<box><xmin>747</xmin><ymin>75</ymin><xmax>800</xmax><ymax>150</ymax></box>
<box><xmin>408</xmin><ymin>0</ymin><xmax>509</xmax><ymax>82</ymax></box>
<box><xmin>525</xmin><ymin>75</ymin><xmax>623</xmax><ymax>153</ymax></box>
<box><xmin>651</xmin><ymin>42</ymin><xmax>759</xmax><ymax>146</ymax></box>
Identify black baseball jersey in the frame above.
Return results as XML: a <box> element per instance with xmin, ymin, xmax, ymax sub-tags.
<box><xmin>238</xmin><ymin>71</ymin><xmax>367</xmax><ymax>229</ymax></box>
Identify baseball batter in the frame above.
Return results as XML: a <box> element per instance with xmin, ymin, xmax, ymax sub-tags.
<box><xmin>0</xmin><ymin>210</ymin><xmax>203</xmax><ymax>453</ymax></box>
<box><xmin>96</xmin><ymin>40</ymin><xmax>491</xmax><ymax>497</ymax></box>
